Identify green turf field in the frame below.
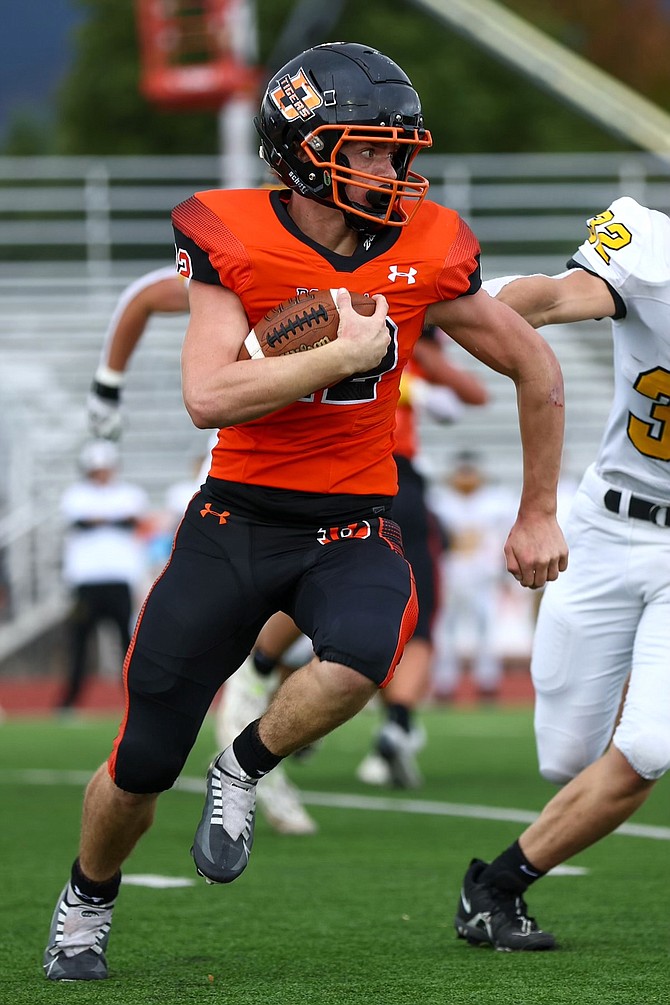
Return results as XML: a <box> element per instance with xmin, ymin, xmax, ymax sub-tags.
<box><xmin>1</xmin><ymin>706</ymin><xmax>668</xmax><ymax>1004</ymax></box>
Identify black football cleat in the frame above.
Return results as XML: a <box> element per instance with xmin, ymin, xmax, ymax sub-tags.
<box><xmin>454</xmin><ymin>858</ymin><xmax>556</xmax><ymax>951</ymax></box>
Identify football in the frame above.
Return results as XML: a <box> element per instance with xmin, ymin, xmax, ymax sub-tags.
<box><xmin>238</xmin><ymin>289</ymin><xmax>375</xmax><ymax>360</ymax></box>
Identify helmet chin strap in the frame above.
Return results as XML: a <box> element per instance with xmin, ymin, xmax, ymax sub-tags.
<box><xmin>340</xmin><ymin>205</ymin><xmax>387</xmax><ymax>236</ymax></box>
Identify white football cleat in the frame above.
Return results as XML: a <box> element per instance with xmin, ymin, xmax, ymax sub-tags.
<box><xmin>356</xmin><ymin>752</ymin><xmax>392</xmax><ymax>787</ymax></box>
<box><xmin>257</xmin><ymin>769</ymin><xmax>318</xmax><ymax>835</ymax></box>
<box><xmin>192</xmin><ymin>746</ymin><xmax>257</xmax><ymax>884</ymax></box>
<box><xmin>215</xmin><ymin>654</ymin><xmax>278</xmax><ymax>750</ymax></box>
<box><xmin>43</xmin><ymin>882</ymin><xmax>114</xmax><ymax>981</ymax></box>
<box><xmin>356</xmin><ymin>721</ymin><xmax>427</xmax><ymax>789</ymax></box>
<box><xmin>377</xmin><ymin>721</ymin><xmax>426</xmax><ymax>789</ymax></box>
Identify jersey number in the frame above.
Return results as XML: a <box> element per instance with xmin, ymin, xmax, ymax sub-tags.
<box><xmin>587</xmin><ymin>210</ymin><xmax>633</xmax><ymax>265</ymax></box>
<box><xmin>628</xmin><ymin>366</ymin><xmax>670</xmax><ymax>461</ymax></box>
<box><xmin>300</xmin><ymin>318</ymin><xmax>398</xmax><ymax>405</ymax></box>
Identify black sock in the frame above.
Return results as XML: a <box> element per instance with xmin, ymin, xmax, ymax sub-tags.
<box><xmin>479</xmin><ymin>840</ymin><xmax>546</xmax><ymax>894</ymax></box>
<box><xmin>71</xmin><ymin>858</ymin><xmax>121</xmax><ymax>905</ymax></box>
<box><xmin>252</xmin><ymin>648</ymin><xmax>277</xmax><ymax>677</ymax></box>
<box><xmin>232</xmin><ymin>719</ymin><xmax>283</xmax><ymax>778</ymax></box>
<box><xmin>386</xmin><ymin>703</ymin><xmax>412</xmax><ymax>733</ymax></box>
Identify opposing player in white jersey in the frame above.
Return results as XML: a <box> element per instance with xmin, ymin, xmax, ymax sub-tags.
<box><xmin>454</xmin><ymin>196</ymin><xmax>670</xmax><ymax>950</ymax></box>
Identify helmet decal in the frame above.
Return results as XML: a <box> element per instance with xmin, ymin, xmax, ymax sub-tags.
<box><xmin>270</xmin><ymin>68</ymin><xmax>323</xmax><ymax>122</ymax></box>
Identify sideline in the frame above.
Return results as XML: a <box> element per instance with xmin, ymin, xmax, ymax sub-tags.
<box><xmin>3</xmin><ymin>768</ymin><xmax>670</xmax><ymax>842</ymax></box>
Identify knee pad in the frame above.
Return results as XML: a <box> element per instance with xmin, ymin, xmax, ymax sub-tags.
<box><xmin>613</xmin><ymin>724</ymin><xmax>670</xmax><ymax>781</ymax></box>
<box><xmin>110</xmin><ymin>734</ymin><xmax>186</xmax><ymax>794</ymax></box>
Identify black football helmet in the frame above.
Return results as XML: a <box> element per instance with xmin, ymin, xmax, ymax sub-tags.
<box><xmin>255</xmin><ymin>42</ymin><xmax>432</xmax><ymax>231</ymax></box>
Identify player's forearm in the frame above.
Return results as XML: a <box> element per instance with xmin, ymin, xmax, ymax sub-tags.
<box><xmin>495</xmin><ymin>276</ymin><xmax>561</xmax><ymax>328</ymax></box>
<box><xmin>413</xmin><ymin>340</ymin><xmax>489</xmax><ymax>404</ymax></box>
<box><xmin>100</xmin><ymin>275</ymin><xmax>189</xmax><ymax>371</ymax></box>
<box><xmin>90</xmin><ymin>306</ymin><xmax>154</xmax><ymax>432</ymax></box>
<box><xmin>102</xmin><ymin>304</ymin><xmax>156</xmax><ymax>372</ymax></box>
<box><xmin>183</xmin><ymin>342</ymin><xmax>356</xmax><ymax>428</ymax></box>
<box><xmin>495</xmin><ymin>271</ymin><xmax>616</xmax><ymax>328</ymax></box>
<box><xmin>515</xmin><ymin>357</ymin><xmax>565</xmax><ymax>516</ymax></box>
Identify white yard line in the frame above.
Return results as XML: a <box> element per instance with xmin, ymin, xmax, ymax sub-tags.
<box><xmin>3</xmin><ymin>768</ymin><xmax>670</xmax><ymax>842</ymax></box>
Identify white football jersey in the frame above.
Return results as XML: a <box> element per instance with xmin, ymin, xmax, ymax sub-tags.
<box><xmin>61</xmin><ymin>479</ymin><xmax>150</xmax><ymax>588</ymax></box>
<box><xmin>570</xmin><ymin>196</ymin><xmax>670</xmax><ymax>500</ymax></box>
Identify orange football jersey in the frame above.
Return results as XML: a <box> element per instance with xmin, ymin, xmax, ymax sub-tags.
<box><xmin>394</xmin><ymin>357</ymin><xmax>425</xmax><ymax>462</ymax></box>
<box><xmin>172</xmin><ymin>188</ymin><xmax>480</xmax><ymax>495</ymax></box>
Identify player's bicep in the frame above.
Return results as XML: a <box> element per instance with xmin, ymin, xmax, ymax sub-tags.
<box><xmin>426</xmin><ymin>290</ymin><xmax>545</xmax><ymax>378</ymax></box>
<box><xmin>181</xmin><ymin>281</ymin><xmax>248</xmax><ymax>399</ymax></box>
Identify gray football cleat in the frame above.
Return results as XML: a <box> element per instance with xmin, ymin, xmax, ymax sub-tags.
<box><xmin>43</xmin><ymin>882</ymin><xmax>114</xmax><ymax>981</ymax></box>
<box><xmin>192</xmin><ymin>746</ymin><xmax>257</xmax><ymax>884</ymax></box>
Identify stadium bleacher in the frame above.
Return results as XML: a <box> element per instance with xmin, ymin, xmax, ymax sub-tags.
<box><xmin>2</xmin><ymin>149</ymin><xmax>665</xmax><ymax>666</ymax></box>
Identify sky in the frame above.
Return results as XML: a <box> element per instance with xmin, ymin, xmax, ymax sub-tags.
<box><xmin>0</xmin><ymin>2</ymin><xmax>85</xmax><ymax>142</ymax></box>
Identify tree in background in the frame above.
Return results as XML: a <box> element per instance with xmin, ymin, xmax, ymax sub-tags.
<box><xmin>507</xmin><ymin>0</ymin><xmax>670</xmax><ymax>108</ymax></box>
<box><xmin>333</xmin><ymin>0</ymin><xmax>624</xmax><ymax>154</ymax></box>
<box><xmin>54</xmin><ymin>0</ymin><xmax>217</xmax><ymax>154</ymax></box>
<box><xmin>19</xmin><ymin>0</ymin><xmax>632</xmax><ymax>156</ymax></box>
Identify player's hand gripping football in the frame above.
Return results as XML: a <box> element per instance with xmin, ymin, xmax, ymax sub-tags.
<box><xmin>334</xmin><ymin>288</ymin><xmax>390</xmax><ymax>374</ymax></box>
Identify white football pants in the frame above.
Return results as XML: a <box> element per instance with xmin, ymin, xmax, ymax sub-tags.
<box><xmin>532</xmin><ymin>464</ymin><xmax>670</xmax><ymax>783</ymax></box>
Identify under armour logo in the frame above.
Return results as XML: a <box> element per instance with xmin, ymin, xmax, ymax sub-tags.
<box><xmin>200</xmin><ymin>502</ymin><xmax>230</xmax><ymax>525</ymax></box>
<box><xmin>388</xmin><ymin>265</ymin><xmax>417</xmax><ymax>284</ymax></box>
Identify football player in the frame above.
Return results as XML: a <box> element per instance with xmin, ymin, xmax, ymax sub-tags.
<box><xmin>88</xmin><ymin>271</ymin><xmax>489</xmax><ymax>795</ymax></box>
<box><xmin>45</xmin><ymin>41</ymin><xmax>567</xmax><ymax>981</ymax></box>
<box><xmin>454</xmin><ymin>197</ymin><xmax>670</xmax><ymax>950</ymax></box>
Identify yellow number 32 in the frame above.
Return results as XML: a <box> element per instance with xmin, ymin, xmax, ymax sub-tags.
<box><xmin>628</xmin><ymin>367</ymin><xmax>670</xmax><ymax>461</ymax></box>
<box><xmin>587</xmin><ymin>210</ymin><xmax>633</xmax><ymax>264</ymax></box>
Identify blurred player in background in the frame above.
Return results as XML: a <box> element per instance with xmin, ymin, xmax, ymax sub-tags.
<box><xmin>454</xmin><ymin>197</ymin><xmax>670</xmax><ymax>951</ymax></box>
<box><xmin>356</xmin><ymin>328</ymin><xmax>489</xmax><ymax>787</ymax></box>
<box><xmin>87</xmin><ymin>267</ymin><xmax>188</xmax><ymax>440</ymax></box>
<box><xmin>45</xmin><ymin>41</ymin><xmax>567</xmax><ymax>982</ymax></box>
<box><xmin>57</xmin><ymin>440</ymin><xmax>149</xmax><ymax>712</ymax></box>
<box><xmin>428</xmin><ymin>450</ymin><xmax>517</xmax><ymax>703</ymax></box>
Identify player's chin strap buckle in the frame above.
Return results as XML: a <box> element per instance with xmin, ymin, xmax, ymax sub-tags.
<box><xmin>604</xmin><ymin>488</ymin><xmax>670</xmax><ymax>527</ymax></box>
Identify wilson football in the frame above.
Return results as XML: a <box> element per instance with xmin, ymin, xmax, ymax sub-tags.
<box><xmin>239</xmin><ymin>289</ymin><xmax>375</xmax><ymax>360</ymax></box>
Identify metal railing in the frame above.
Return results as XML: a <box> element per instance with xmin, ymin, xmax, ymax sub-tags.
<box><xmin>2</xmin><ymin>152</ymin><xmax>670</xmax><ymax>277</ymax></box>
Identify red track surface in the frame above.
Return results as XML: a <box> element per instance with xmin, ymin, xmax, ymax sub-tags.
<box><xmin>0</xmin><ymin>663</ymin><xmax>535</xmax><ymax>717</ymax></box>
